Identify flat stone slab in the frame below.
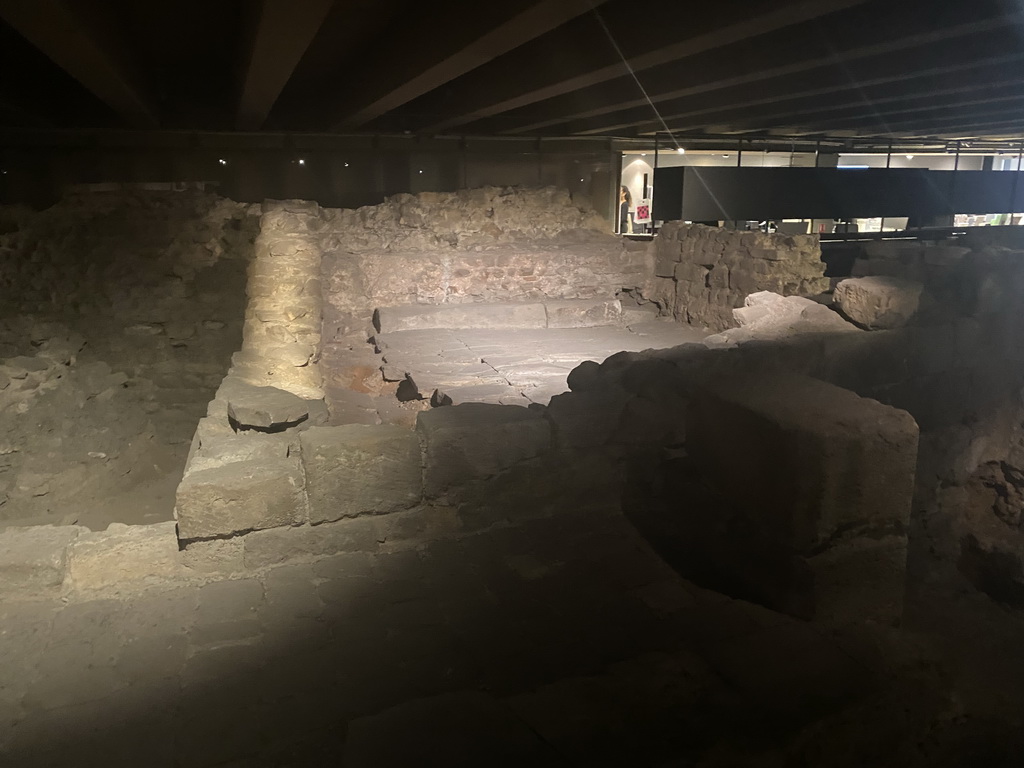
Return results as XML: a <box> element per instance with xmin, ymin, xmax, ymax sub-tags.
<box><xmin>225</xmin><ymin>383</ymin><xmax>310</xmax><ymax>430</ymax></box>
<box><xmin>545</xmin><ymin>298</ymin><xmax>622</xmax><ymax>328</ymax></box>
<box><xmin>176</xmin><ymin>458</ymin><xmax>307</xmax><ymax>540</ymax></box>
<box><xmin>377</xmin><ymin>303</ymin><xmax>547</xmax><ymax>333</ymax></box>
<box><xmin>0</xmin><ymin>525</ymin><xmax>82</xmax><ymax>591</ymax></box>
<box><xmin>300</xmin><ymin>425</ymin><xmax>423</xmax><ymax>524</ymax></box>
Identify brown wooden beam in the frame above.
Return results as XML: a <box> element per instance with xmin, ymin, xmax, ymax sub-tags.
<box><xmin>237</xmin><ymin>0</ymin><xmax>335</xmax><ymax>131</ymax></box>
<box><xmin>0</xmin><ymin>0</ymin><xmax>157</xmax><ymax>127</ymax></box>
<box><xmin>333</xmin><ymin>0</ymin><xmax>605</xmax><ymax>130</ymax></box>
<box><xmin>420</xmin><ymin>0</ymin><xmax>871</xmax><ymax>133</ymax></box>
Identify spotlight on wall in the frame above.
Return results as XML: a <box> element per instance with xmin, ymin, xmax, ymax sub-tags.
<box><xmin>676</xmin><ymin>147</ymin><xmax>685</xmax><ymax>154</ymax></box>
<box><xmin>906</xmin><ymin>155</ymin><xmax>914</xmax><ymax>160</ymax></box>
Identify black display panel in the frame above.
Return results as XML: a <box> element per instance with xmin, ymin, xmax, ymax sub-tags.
<box><xmin>652</xmin><ymin>167</ymin><xmax>1024</xmax><ymax>221</ymax></box>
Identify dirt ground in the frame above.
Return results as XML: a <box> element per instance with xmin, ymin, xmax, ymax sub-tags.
<box><xmin>0</xmin><ymin>190</ymin><xmax>257</xmax><ymax>530</ymax></box>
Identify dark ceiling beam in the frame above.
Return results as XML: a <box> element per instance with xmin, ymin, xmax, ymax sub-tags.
<box><xmin>815</xmin><ymin>103</ymin><xmax>1024</xmax><ymax>134</ymax></box>
<box><xmin>641</xmin><ymin>59</ymin><xmax>1024</xmax><ymax>135</ymax></box>
<box><xmin>710</xmin><ymin>98</ymin><xmax>1024</xmax><ymax>140</ymax></box>
<box><xmin>811</xmin><ymin>108</ymin><xmax>1024</xmax><ymax>139</ymax></box>
<box><xmin>571</xmin><ymin>26</ymin><xmax>1023</xmax><ymax>136</ymax></box>
<box><xmin>701</xmin><ymin>82</ymin><xmax>1024</xmax><ymax>136</ymax></box>
<box><xmin>493</xmin><ymin>4</ymin><xmax>1011</xmax><ymax>136</ymax></box>
<box><xmin>0</xmin><ymin>0</ymin><xmax>157</xmax><ymax>127</ymax></box>
<box><xmin>419</xmin><ymin>0</ymin><xmax>870</xmax><ymax>133</ymax></box>
<box><xmin>332</xmin><ymin>0</ymin><xmax>606</xmax><ymax>130</ymax></box>
<box><xmin>236</xmin><ymin>0</ymin><xmax>335</xmax><ymax>131</ymax></box>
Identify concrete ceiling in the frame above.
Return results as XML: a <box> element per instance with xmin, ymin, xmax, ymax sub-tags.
<box><xmin>0</xmin><ymin>0</ymin><xmax>1022</xmax><ymax>143</ymax></box>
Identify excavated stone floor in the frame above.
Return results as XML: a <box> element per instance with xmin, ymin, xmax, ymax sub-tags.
<box><xmin>374</xmin><ymin>321</ymin><xmax>707</xmax><ymax>406</ymax></box>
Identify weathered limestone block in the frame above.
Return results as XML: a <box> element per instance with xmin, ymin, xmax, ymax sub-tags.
<box><xmin>186</xmin><ymin>431</ymin><xmax>293</xmax><ymax>476</ymax></box>
<box><xmin>65</xmin><ymin>522</ymin><xmax>182</xmax><ymax>593</ymax></box>
<box><xmin>688</xmin><ymin>372</ymin><xmax>919</xmax><ymax>553</ymax></box>
<box><xmin>300</xmin><ymin>425</ymin><xmax>422</xmax><ymax>523</ymax></box>
<box><xmin>0</xmin><ymin>525</ymin><xmax>82</xmax><ymax>592</ymax></box>
<box><xmin>376</xmin><ymin>302</ymin><xmax>548</xmax><ymax>333</ymax></box>
<box><xmin>417</xmin><ymin>403</ymin><xmax>552</xmax><ymax>497</ymax></box>
<box><xmin>834</xmin><ymin>276</ymin><xmax>923</xmax><ymax>330</ymax></box>
<box><xmin>226</xmin><ymin>384</ymin><xmax>310</xmax><ymax>430</ymax></box>
<box><xmin>544</xmin><ymin>299</ymin><xmax>622</xmax><ymax>328</ymax></box>
<box><xmin>176</xmin><ymin>458</ymin><xmax>307</xmax><ymax>540</ymax></box>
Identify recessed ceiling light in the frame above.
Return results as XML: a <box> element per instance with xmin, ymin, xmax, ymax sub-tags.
<box><xmin>906</xmin><ymin>155</ymin><xmax>914</xmax><ymax>160</ymax></box>
<box><xmin>344</xmin><ymin>162</ymin><xmax>349</xmax><ymax>167</ymax></box>
<box><xmin>641</xmin><ymin>153</ymin><xmax>646</xmax><ymax>157</ymax></box>
<box><xmin>298</xmin><ymin>158</ymin><xmax>305</xmax><ymax>165</ymax></box>
<box><xmin>676</xmin><ymin>147</ymin><xmax>685</xmax><ymax>154</ymax></box>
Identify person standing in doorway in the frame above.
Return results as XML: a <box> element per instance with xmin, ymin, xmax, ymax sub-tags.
<box><xmin>619</xmin><ymin>185</ymin><xmax>633</xmax><ymax>234</ymax></box>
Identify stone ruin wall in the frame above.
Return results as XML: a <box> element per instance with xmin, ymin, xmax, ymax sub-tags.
<box><xmin>317</xmin><ymin>186</ymin><xmax>652</xmax><ymax>343</ymax></box>
<box><xmin>650</xmin><ymin>222</ymin><xmax>830</xmax><ymax>331</ymax></box>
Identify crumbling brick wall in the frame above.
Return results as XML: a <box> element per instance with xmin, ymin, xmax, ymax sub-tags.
<box><xmin>650</xmin><ymin>223</ymin><xmax>829</xmax><ymax>331</ymax></box>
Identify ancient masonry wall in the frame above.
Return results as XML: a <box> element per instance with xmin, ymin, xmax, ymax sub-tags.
<box><xmin>318</xmin><ymin>186</ymin><xmax>652</xmax><ymax>343</ymax></box>
<box><xmin>650</xmin><ymin>223</ymin><xmax>829</xmax><ymax>331</ymax></box>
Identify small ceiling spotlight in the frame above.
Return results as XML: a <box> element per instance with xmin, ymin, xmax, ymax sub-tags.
<box><xmin>343</xmin><ymin>162</ymin><xmax>350</xmax><ymax>167</ymax></box>
<box><xmin>641</xmin><ymin>153</ymin><xmax>646</xmax><ymax>157</ymax></box>
<box><xmin>676</xmin><ymin>147</ymin><xmax>685</xmax><ymax>154</ymax></box>
<box><xmin>218</xmin><ymin>158</ymin><xmax>227</xmax><ymax>165</ymax></box>
<box><xmin>418</xmin><ymin>169</ymin><xmax>423</xmax><ymax>174</ymax></box>
<box><xmin>298</xmin><ymin>158</ymin><xmax>305</xmax><ymax>165</ymax></box>
<box><xmin>579</xmin><ymin>177</ymin><xmax>584</xmax><ymax>182</ymax></box>
<box><xmin>906</xmin><ymin>154</ymin><xmax>914</xmax><ymax>160</ymax></box>
<box><xmin>722</xmin><ymin>154</ymin><xmax>730</xmax><ymax>158</ymax></box>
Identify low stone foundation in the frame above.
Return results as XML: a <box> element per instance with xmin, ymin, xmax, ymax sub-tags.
<box><xmin>649</xmin><ymin>222</ymin><xmax>829</xmax><ymax>331</ymax></box>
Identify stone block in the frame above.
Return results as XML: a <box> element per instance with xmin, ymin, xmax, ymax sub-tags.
<box><xmin>834</xmin><ymin>276</ymin><xmax>923</xmax><ymax>330</ymax></box>
<box><xmin>300</xmin><ymin>425</ymin><xmax>422</xmax><ymax>524</ymax></box>
<box><xmin>0</xmin><ymin>525</ymin><xmax>82</xmax><ymax>592</ymax></box>
<box><xmin>544</xmin><ymin>299</ymin><xmax>622</xmax><ymax>328</ymax></box>
<box><xmin>65</xmin><ymin>522</ymin><xmax>182</xmax><ymax>594</ymax></box>
<box><xmin>545</xmin><ymin>388</ymin><xmax>628</xmax><ymax>449</ymax></box>
<box><xmin>218</xmin><ymin>377</ymin><xmax>310</xmax><ymax>430</ymax></box>
<box><xmin>674</xmin><ymin>262</ymin><xmax>708</xmax><ymax>284</ymax></box>
<box><xmin>376</xmin><ymin>303</ymin><xmax>547</xmax><ymax>332</ymax></box>
<box><xmin>417</xmin><ymin>403</ymin><xmax>552</xmax><ymax>497</ymax></box>
<box><xmin>176</xmin><ymin>458</ymin><xmax>307</xmax><ymax>541</ymax></box>
<box><xmin>687</xmin><ymin>372</ymin><xmax>919</xmax><ymax>553</ymax></box>
<box><xmin>242</xmin><ymin>517</ymin><xmax>384</xmax><ymax>568</ymax></box>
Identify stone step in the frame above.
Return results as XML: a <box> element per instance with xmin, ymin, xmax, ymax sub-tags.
<box><xmin>374</xmin><ymin>299</ymin><xmax>622</xmax><ymax>333</ymax></box>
